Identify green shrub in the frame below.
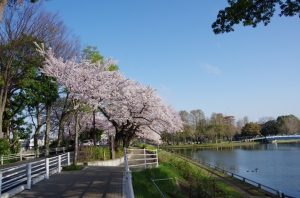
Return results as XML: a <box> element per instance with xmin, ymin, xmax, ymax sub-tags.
<box><xmin>49</xmin><ymin>139</ymin><xmax>69</xmax><ymax>148</ymax></box>
<box><xmin>132</xmin><ymin>142</ymin><xmax>158</xmax><ymax>150</ymax></box>
<box><xmin>79</xmin><ymin>146</ymin><xmax>125</xmax><ymax>162</ymax></box>
<box><xmin>115</xmin><ymin>148</ymin><xmax>124</xmax><ymax>159</ymax></box>
<box><xmin>80</xmin><ymin>146</ymin><xmax>111</xmax><ymax>162</ymax></box>
<box><xmin>63</xmin><ymin>164</ymin><xmax>83</xmax><ymax>171</ymax></box>
<box><xmin>0</xmin><ymin>138</ymin><xmax>11</xmax><ymax>156</ymax></box>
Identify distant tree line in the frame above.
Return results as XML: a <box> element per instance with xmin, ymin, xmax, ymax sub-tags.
<box><xmin>161</xmin><ymin>109</ymin><xmax>300</xmax><ymax>144</ymax></box>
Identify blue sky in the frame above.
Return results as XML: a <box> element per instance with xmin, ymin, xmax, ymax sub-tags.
<box><xmin>44</xmin><ymin>1</ymin><xmax>300</xmax><ymax>122</ymax></box>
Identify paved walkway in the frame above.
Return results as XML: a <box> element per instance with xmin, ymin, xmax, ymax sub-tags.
<box><xmin>12</xmin><ymin>166</ymin><xmax>124</xmax><ymax>198</ymax></box>
<box><xmin>3</xmin><ymin>148</ymin><xmax>146</xmax><ymax>198</ymax></box>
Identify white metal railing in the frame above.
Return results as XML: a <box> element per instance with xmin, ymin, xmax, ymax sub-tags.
<box><xmin>0</xmin><ymin>152</ymin><xmax>71</xmax><ymax>197</ymax></box>
<box><xmin>123</xmin><ymin>148</ymin><xmax>158</xmax><ymax>198</ymax></box>
<box><xmin>0</xmin><ymin>147</ymin><xmax>66</xmax><ymax>165</ymax></box>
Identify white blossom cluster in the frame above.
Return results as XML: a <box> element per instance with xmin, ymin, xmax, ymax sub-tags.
<box><xmin>35</xmin><ymin>43</ymin><xmax>182</xmax><ymax>143</ymax></box>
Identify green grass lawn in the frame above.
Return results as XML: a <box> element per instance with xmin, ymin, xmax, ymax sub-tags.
<box><xmin>132</xmin><ymin>163</ymin><xmax>187</xmax><ymax>198</ymax></box>
<box><xmin>132</xmin><ymin>151</ymin><xmax>249</xmax><ymax>198</ymax></box>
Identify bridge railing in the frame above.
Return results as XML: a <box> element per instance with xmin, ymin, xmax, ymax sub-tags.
<box><xmin>174</xmin><ymin>152</ymin><xmax>290</xmax><ymax>198</ymax></box>
<box><xmin>265</xmin><ymin>134</ymin><xmax>300</xmax><ymax>141</ymax></box>
<box><xmin>0</xmin><ymin>152</ymin><xmax>71</xmax><ymax>197</ymax></box>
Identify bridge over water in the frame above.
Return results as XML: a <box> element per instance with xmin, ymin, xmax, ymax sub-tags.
<box><xmin>250</xmin><ymin>135</ymin><xmax>300</xmax><ymax>142</ymax></box>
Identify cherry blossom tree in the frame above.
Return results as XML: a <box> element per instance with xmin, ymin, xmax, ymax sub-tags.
<box><xmin>35</xmin><ymin>43</ymin><xmax>183</xmax><ymax>157</ymax></box>
<box><xmin>97</xmin><ymin>81</ymin><xmax>183</xmax><ymax>150</ymax></box>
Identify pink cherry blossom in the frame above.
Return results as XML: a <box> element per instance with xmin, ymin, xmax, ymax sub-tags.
<box><xmin>35</xmin><ymin>43</ymin><xmax>182</xmax><ymax>148</ymax></box>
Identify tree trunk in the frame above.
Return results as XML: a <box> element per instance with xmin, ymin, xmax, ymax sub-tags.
<box><xmin>57</xmin><ymin>112</ymin><xmax>68</xmax><ymax>147</ymax></box>
<box><xmin>73</xmin><ymin>114</ymin><xmax>79</xmax><ymax>166</ymax></box>
<box><xmin>0</xmin><ymin>113</ymin><xmax>3</xmax><ymax>139</ymax></box>
<box><xmin>57</xmin><ymin>95</ymin><xmax>70</xmax><ymax>147</ymax></box>
<box><xmin>3</xmin><ymin>105</ymin><xmax>10</xmax><ymax>139</ymax></box>
<box><xmin>110</xmin><ymin>135</ymin><xmax>115</xmax><ymax>160</ymax></box>
<box><xmin>33</xmin><ymin>106</ymin><xmax>44</xmax><ymax>157</ymax></box>
<box><xmin>44</xmin><ymin>105</ymin><xmax>51</xmax><ymax>156</ymax></box>
<box><xmin>92</xmin><ymin>111</ymin><xmax>96</xmax><ymax>146</ymax></box>
<box><xmin>0</xmin><ymin>85</ymin><xmax>9</xmax><ymax>139</ymax></box>
<box><xmin>34</xmin><ymin>130</ymin><xmax>40</xmax><ymax>155</ymax></box>
<box><xmin>0</xmin><ymin>0</ymin><xmax>9</xmax><ymax>138</ymax></box>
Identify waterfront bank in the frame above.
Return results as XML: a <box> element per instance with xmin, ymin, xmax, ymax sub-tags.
<box><xmin>133</xmin><ymin>150</ymin><xmax>273</xmax><ymax>197</ymax></box>
<box><xmin>161</xmin><ymin>140</ymin><xmax>300</xmax><ymax>149</ymax></box>
<box><xmin>169</xmin><ymin>143</ymin><xmax>300</xmax><ymax>197</ymax></box>
<box><xmin>161</xmin><ymin>141</ymin><xmax>260</xmax><ymax>149</ymax></box>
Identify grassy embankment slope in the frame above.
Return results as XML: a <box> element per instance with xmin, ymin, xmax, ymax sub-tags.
<box><xmin>132</xmin><ymin>142</ymin><xmax>273</xmax><ymax>198</ymax></box>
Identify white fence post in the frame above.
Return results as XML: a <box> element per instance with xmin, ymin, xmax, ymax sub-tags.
<box><xmin>124</xmin><ymin>148</ymin><xmax>135</xmax><ymax>198</ymax></box>
<box><xmin>124</xmin><ymin>148</ymin><xmax>128</xmax><ymax>171</ymax></box>
<box><xmin>36</xmin><ymin>149</ymin><xmax>39</xmax><ymax>158</ymax></box>
<box><xmin>144</xmin><ymin>148</ymin><xmax>146</xmax><ymax>169</ymax></box>
<box><xmin>45</xmin><ymin>158</ymin><xmax>49</xmax><ymax>179</ymax></box>
<box><xmin>0</xmin><ymin>171</ymin><xmax>2</xmax><ymax>197</ymax></box>
<box><xmin>125</xmin><ymin>171</ymin><xmax>135</xmax><ymax>198</ymax></box>
<box><xmin>55</xmin><ymin>148</ymin><xmax>58</xmax><ymax>155</ymax></box>
<box><xmin>26</xmin><ymin>163</ymin><xmax>32</xmax><ymax>189</ymax></box>
<box><xmin>0</xmin><ymin>156</ymin><xmax>3</xmax><ymax>165</ymax></box>
<box><xmin>63</xmin><ymin>147</ymin><xmax>65</xmax><ymax>153</ymax></box>
<box><xmin>67</xmin><ymin>152</ymin><xmax>70</xmax><ymax>166</ymax></box>
<box><xmin>156</xmin><ymin>149</ymin><xmax>158</xmax><ymax>167</ymax></box>
<box><xmin>20</xmin><ymin>149</ymin><xmax>22</xmax><ymax>161</ymax></box>
<box><xmin>58</xmin><ymin>155</ymin><xmax>61</xmax><ymax>173</ymax></box>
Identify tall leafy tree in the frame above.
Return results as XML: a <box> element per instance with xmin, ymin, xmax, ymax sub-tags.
<box><xmin>212</xmin><ymin>0</ymin><xmax>300</xmax><ymax>34</ymax></box>
<box><xmin>0</xmin><ymin>1</ymin><xmax>80</xmax><ymax>141</ymax></box>
<box><xmin>276</xmin><ymin>115</ymin><xmax>300</xmax><ymax>134</ymax></box>
<box><xmin>26</xmin><ymin>73</ymin><xmax>59</xmax><ymax>155</ymax></box>
<box><xmin>241</xmin><ymin>122</ymin><xmax>261</xmax><ymax>136</ymax></box>
<box><xmin>188</xmin><ymin>109</ymin><xmax>205</xmax><ymax>142</ymax></box>
<box><xmin>0</xmin><ymin>35</ymin><xmax>42</xmax><ymax>139</ymax></box>
<box><xmin>82</xmin><ymin>45</ymin><xmax>119</xmax><ymax>71</ymax></box>
<box><xmin>261</xmin><ymin>120</ymin><xmax>278</xmax><ymax>136</ymax></box>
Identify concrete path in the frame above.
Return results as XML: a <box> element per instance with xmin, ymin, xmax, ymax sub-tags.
<box><xmin>12</xmin><ymin>166</ymin><xmax>124</xmax><ymax>198</ymax></box>
<box><xmin>0</xmin><ymin>148</ymin><xmax>149</xmax><ymax>198</ymax></box>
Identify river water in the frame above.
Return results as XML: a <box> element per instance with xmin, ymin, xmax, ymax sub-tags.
<box><xmin>173</xmin><ymin>143</ymin><xmax>300</xmax><ymax>197</ymax></box>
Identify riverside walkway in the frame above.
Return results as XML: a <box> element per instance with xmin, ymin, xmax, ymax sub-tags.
<box><xmin>13</xmin><ymin>166</ymin><xmax>124</xmax><ymax>198</ymax></box>
<box><xmin>1</xmin><ymin>148</ymin><xmax>146</xmax><ymax>198</ymax></box>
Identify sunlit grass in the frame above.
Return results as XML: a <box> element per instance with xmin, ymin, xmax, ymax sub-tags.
<box><xmin>132</xmin><ymin>151</ymin><xmax>248</xmax><ymax>198</ymax></box>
